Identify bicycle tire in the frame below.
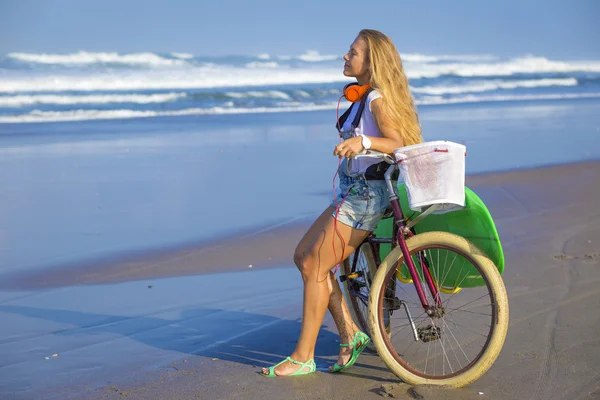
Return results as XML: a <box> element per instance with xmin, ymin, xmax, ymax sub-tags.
<box><xmin>368</xmin><ymin>231</ymin><xmax>509</xmax><ymax>387</ymax></box>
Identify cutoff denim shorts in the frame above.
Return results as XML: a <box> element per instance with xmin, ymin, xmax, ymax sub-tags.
<box><xmin>330</xmin><ymin>170</ymin><xmax>392</xmax><ymax>232</ymax></box>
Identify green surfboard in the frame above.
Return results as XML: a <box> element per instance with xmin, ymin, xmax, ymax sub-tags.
<box><xmin>374</xmin><ymin>184</ymin><xmax>504</xmax><ymax>289</ymax></box>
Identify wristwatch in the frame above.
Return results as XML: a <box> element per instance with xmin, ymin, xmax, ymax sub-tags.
<box><xmin>359</xmin><ymin>134</ymin><xmax>372</xmax><ymax>150</ymax></box>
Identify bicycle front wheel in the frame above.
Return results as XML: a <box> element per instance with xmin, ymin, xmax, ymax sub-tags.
<box><xmin>368</xmin><ymin>231</ymin><xmax>508</xmax><ymax>387</ymax></box>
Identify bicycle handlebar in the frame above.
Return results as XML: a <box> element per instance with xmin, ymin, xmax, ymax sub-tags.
<box><xmin>353</xmin><ymin>150</ymin><xmax>396</xmax><ymax>165</ymax></box>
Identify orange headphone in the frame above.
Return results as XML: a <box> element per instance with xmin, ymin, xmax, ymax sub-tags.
<box><xmin>343</xmin><ymin>82</ymin><xmax>371</xmax><ymax>102</ymax></box>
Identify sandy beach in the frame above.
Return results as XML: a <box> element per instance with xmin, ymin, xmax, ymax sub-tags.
<box><xmin>1</xmin><ymin>160</ymin><xmax>599</xmax><ymax>399</ymax></box>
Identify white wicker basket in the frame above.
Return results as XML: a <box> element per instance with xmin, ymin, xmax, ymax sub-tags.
<box><xmin>394</xmin><ymin>141</ymin><xmax>466</xmax><ymax>214</ymax></box>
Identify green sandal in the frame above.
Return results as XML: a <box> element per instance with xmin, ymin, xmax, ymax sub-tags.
<box><xmin>330</xmin><ymin>331</ymin><xmax>370</xmax><ymax>373</ymax></box>
<box><xmin>262</xmin><ymin>356</ymin><xmax>316</xmax><ymax>377</ymax></box>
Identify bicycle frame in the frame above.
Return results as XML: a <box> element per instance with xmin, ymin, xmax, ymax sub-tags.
<box><xmin>359</xmin><ymin>162</ymin><xmax>443</xmax><ymax>311</ymax></box>
<box><xmin>343</xmin><ymin>152</ymin><xmax>508</xmax><ymax>386</ymax></box>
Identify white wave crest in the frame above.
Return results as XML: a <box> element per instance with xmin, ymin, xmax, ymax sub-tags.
<box><xmin>8</xmin><ymin>51</ymin><xmax>187</xmax><ymax>67</ymax></box>
<box><xmin>2</xmin><ymin>93</ymin><xmax>599</xmax><ymax>124</ymax></box>
<box><xmin>0</xmin><ymin>103</ymin><xmax>341</xmax><ymax>123</ymax></box>
<box><xmin>171</xmin><ymin>52</ymin><xmax>194</xmax><ymax>59</ymax></box>
<box><xmin>3</xmin><ymin>54</ymin><xmax>599</xmax><ymax>94</ymax></box>
<box><xmin>225</xmin><ymin>90</ymin><xmax>291</xmax><ymax>100</ymax></box>
<box><xmin>245</xmin><ymin>61</ymin><xmax>279</xmax><ymax>68</ymax></box>
<box><xmin>0</xmin><ymin>93</ymin><xmax>186</xmax><ymax>107</ymax></box>
<box><xmin>412</xmin><ymin>56</ymin><xmax>600</xmax><ymax>79</ymax></box>
<box><xmin>0</xmin><ymin>66</ymin><xmax>350</xmax><ymax>93</ymax></box>
<box><xmin>294</xmin><ymin>90</ymin><xmax>311</xmax><ymax>98</ymax></box>
<box><xmin>295</xmin><ymin>50</ymin><xmax>340</xmax><ymax>62</ymax></box>
<box><xmin>417</xmin><ymin>92</ymin><xmax>600</xmax><ymax>105</ymax></box>
<box><xmin>402</xmin><ymin>53</ymin><xmax>498</xmax><ymax>63</ymax></box>
<box><xmin>412</xmin><ymin>78</ymin><xmax>578</xmax><ymax>95</ymax></box>
<box><xmin>257</xmin><ymin>53</ymin><xmax>271</xmax><ymax>60</ymax></box>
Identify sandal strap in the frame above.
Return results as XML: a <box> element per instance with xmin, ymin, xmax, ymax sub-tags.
<box><xmin>339</xmin><ymin>331</ymin><xmax>369</xmax><ymax>348</ymax></box>
<box><xmin>330</xmin><ymin>331</ymin><xmax>371</xmax><ymax>373</ymax></box>
<box><xmin>287</xmin><ymin>356</ymin><xmax>314</xmax><ymax>366</ymax></box>
<box><xmin>286</xmin><ymin>356</ymin><xmax>301</xmax><ymax>365</ymax></box>
<box><xmin>287</xmin><ymin>357</ymin><xmax>316</xmax><ymax>376</ymax></box>
<box><xmin>263</xmin><ymin>357</ymin><xmax>315</xmax><ymax>377</ymax></box>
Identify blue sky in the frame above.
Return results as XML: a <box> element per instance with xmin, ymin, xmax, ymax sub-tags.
<box><xmin>1</xmin><ymin>0</ymin><xmax>599</xmax><ymax>59</ymax></box>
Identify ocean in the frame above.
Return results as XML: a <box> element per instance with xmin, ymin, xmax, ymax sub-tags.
<box><xmin>1</xmin><ymin>50</ymin><xmax>600</xmax><ymax>123</ymax></box>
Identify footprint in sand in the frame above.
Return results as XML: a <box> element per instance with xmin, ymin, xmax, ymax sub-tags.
<box><xmin>554</xmin><ymin>252</ymin><xmax>599</xmax><ymax>262</ymax></box>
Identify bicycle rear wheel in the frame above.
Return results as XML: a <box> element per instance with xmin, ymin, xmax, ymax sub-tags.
<box><xmin>342</xmin><ymin>243</ymin><xmax>377</xmax><ymax>335</ymax></box>
<box><xmin>368</xmin><ymin>231</ymin><xmax>508</xmax><ymax>387</ymax></box>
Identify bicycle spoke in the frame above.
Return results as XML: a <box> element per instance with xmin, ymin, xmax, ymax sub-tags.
<box><xmin>445</xmin><ymin>312</ymin><xmax>491</xmax><ymax>339</ymax></box>
<box><xmin>440</xmin><ymin>317</ymin><xmax>470</xmax><ymax>364</ymax></box>
<box><xmin>444</xmin><ymin>293</ymin><xmax>491</xmax><ymax>313</ymax></box>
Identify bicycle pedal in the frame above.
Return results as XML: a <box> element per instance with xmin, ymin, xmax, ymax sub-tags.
<box><xmin>347</xmin><ymin>271</ymin><xmax>364</xmax><ymax>280</ymax></box>
<box><xmin>417</xmin><ymin>325</ymin><xmax>441</xmax><ymax>342</ymax></box>
<box><xmin>340</xmin><ymin>271</ymin><xmax>364</xmax><ymax>283</ymax></box>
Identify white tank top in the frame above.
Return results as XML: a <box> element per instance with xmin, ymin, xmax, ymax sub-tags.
<box><xmin>341</xmin><ymin>89</ymin><xmax>383</xmax><ymax>175</ymax></box>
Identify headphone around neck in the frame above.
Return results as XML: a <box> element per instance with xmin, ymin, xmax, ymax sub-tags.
<box><xmin>343</xmin><ymin>82</ymin><xmax>371</xmax><ymax>102</ymax></box>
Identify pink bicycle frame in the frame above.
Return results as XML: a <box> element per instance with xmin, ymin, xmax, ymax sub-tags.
<box><xmin>388</xmin><ymin>198</ymin><xmax>442</xmax><ymax>309</ymax></box>
<box><xmin>383</xmin><ymin>162</ymin><xmax>443</xmax><ymax>310</ymax></box>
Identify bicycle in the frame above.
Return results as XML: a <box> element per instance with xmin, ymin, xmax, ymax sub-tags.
<box><xmin>340</xmin><ymin>148</ymin><xmax>508</xmax><ymax>388</ymax></box>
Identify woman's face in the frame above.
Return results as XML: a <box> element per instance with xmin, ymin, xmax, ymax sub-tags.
<box><xmin>343</xmin><ymin>36</ymin><xmax>369</xmax><ymax>81</ymax></box>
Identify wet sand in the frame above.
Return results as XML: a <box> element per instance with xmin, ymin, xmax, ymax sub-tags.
<box><xmin>1</xmin><ymin>160</ymin><xmax>599</xmax><ymax>399</ymax></box>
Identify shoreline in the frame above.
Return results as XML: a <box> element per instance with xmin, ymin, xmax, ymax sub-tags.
<box><xmin>3</xmin><ymin>158</ymin><xmax>599</xmax><ymax>290</ymax></box>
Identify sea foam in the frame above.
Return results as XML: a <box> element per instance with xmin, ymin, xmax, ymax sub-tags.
<box><xmin>8</xmin><ymin>51</ymin><xmax>187</xmax><ymax>67</ymax></box>
<box><xmin>3</xmin><ymin>93</ymin><xmax>599</xmax><ymax>123</ymax></box>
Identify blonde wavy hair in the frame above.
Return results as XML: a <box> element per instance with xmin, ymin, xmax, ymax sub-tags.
<box><xmin>359</xmin><ymin>29</ymin><xmax>422</xmax><ymax>146</ymax></box>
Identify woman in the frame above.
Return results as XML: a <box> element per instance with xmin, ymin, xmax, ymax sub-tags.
<box><xmin>262</xmin><ymin>29</ymin><xmax>422</xmax><ymax>377</ymax></box>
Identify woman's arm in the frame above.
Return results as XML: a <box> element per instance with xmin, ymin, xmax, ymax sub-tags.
<box><xmin>333</xmin><ymin>97</ymin><xmax>404</xmax><ymax>158</ymax></box>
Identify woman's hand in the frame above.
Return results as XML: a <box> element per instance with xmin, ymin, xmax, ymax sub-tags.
<box><xmin>334</xmin><ymin>136</ymin><xmax>364</xmax><ymax>159</ymax></box>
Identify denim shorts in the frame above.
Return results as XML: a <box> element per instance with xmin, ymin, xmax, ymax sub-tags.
<box><xmin>330</xmin><ymin>179</ymin><xmax>391</xmax><ymax>232</ymax></box>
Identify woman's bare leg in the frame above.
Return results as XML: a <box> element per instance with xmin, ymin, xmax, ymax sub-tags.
<box><xmin>261</xmin><ymin>207</ymin><xmax>368</xmax><ymax>376</ymax></box>
<box><xmin>296</xmin><ymin>207</ymin><xmax>368</xmax><ymax>370</ymax></box>
<box><xmin>293</xmin><ymin>209</ymin><xmax>362</xmax><ymax>339</ymax></box>
<box><xmin>294</xmin><ymin>208</ymin><xmax>368</xmax><ymax>368</ymax></box>
<box><xmin>326</xmin><ymin>271</ymin><xmax>365</xmax><ymax>369</ymax></box>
